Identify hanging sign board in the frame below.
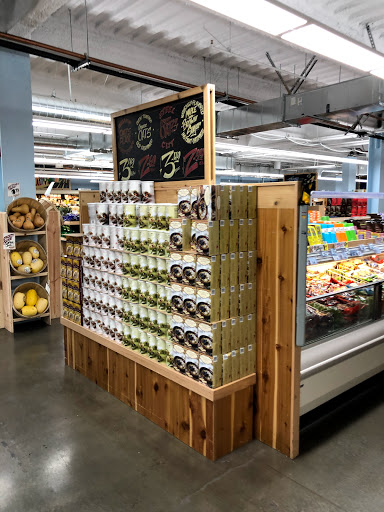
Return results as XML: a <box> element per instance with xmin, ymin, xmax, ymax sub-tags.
<box><xmin>112</xmin><ymin>85</ymin><xmax>215</xmax><ymax>183</ymax></box>
<box><xmin>7</xmin><ymin>182</ymin><xmax>20</xmax><ymax>198</ymax></box>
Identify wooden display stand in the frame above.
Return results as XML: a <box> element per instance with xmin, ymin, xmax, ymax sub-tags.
<box><xmin>62</xmin><ymin>318</ymin><xmax>255</xmax><ymax>460</ymax></box>
<box><xmin>62</xmin><ymin>86</ymin><xmax>302</xmax><ymax>460</ymax></box>
<box><xmin>0</xmin><ymin>209</ymin><xmax>61</xmax><ymax>332</ymax></box>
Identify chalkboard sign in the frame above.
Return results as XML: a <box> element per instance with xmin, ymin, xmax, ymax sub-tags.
<box><xmin>112</xmin><ymin>90</ymin><xmax>207</xmax><ymax>182</ymax></box>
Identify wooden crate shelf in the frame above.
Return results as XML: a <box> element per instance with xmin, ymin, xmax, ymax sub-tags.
<box><xmin>0</xmin><ymin>208</ymin><xmax>61</xmax><ymax>332</ymax></box>
<box><xmin>62</xmin><ymin>318</ymin><xmax>255</xmax><ymax>459</ymax></box>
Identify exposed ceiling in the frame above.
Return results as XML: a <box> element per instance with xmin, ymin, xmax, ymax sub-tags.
<box><xmin>2</xmin><ymin>0</ymin><xmax>383</xmax><ymax>175</ymax></box>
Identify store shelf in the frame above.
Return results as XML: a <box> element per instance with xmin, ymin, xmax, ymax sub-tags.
<box><xmin>36</xmin><ymin>189</ymin><xmax>79</xmax><ymax>195</ymax></box>
<box><xmin>13</xmin><ymin>312</ymin><xmax>50</xmax><ymax>323</ymax></box>
<box><xmin>14</xmin><ymin>231</ymin><xmax>46</xmax><ymax>236</ymax></box>
<box><xmin>11</xmin><ymin>272</ymin><xmax>48</xmax><ymax>280</ymax></box>
<box><xmin>61</xmin><ymin>317</ymin><xmax>256</xmax><ymax>401</ymax></box>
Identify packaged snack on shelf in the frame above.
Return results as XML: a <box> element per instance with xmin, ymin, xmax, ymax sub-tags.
<box><xmin>247</xmin><ymin>186</ymin><xmax>257</xmax><ymax>218</ymax></box>
<box><xmin>184</xmin><ymin>318</ymin><xmax>199</xmax><ymax>350</ymax></box>
<box><xmin>231</xmin><ymin>349</ymin><xmax>240</xmax><ymax>381</ymax></box>
<box><xmin>169</xmin><ymin>219</ymin><xmax>191</xmax><ymax>252</ymax></box>
<box><xmin>182</xmin><ymin>253</ymin><xmax>196</xmax><ymax>286</ymax></box>
<box><xmin>196</xmin><ymin>288</ymin><xmax>223</xmax><ymax>322</ymax></box>
<box><xmin>177</xmin><ymin>188</ymin><xmax>191</xmax><ymax>217</ymax></box>
<box><xmin>169</xmin><ymin>252</ymin><xmax>183</xmax><ymax>283</ymax></box>
<box><xmin>222</xmin><ymin>352</ymin><xmax>232</xmax><ymax>385</ymax></box>
<box><xmin>171</xmin><ymin>314</ymin><xmax>184</xmax><ymax>344</ymax></box>
<box><xmin>171</xmin><ymin>344</ymin><xmax>186</xmax><ymax>373</ymax></box>
<box><xmin>193</xmin><ymin>220</ymin><xmax>220</xmax><ymax>255</ymax></box>
<box><xmin>141</xmin><ymin>181</ymin><xmax>154</xmax><ymax>203</ymax></box>
<box><xmin>183</xmin><ymin>286</ymin><xmax>197</xmax><ymax>317</ymax></box>
<box><xmin>185</xmin><ymin>349</ymin><xmax>200</xmax><ymax>379</ymax></box>
<box><xmin>171</xmin><ymin>283</ymin><xmax>184</xmax><ymax>314</ymax></box>
<box><xmin>197</xmin><ymin>321</ymin><xmax>221</xmax><ymax>356</ymax></box>
<box><xmin>128</xmin><ymin>180</ymin><xmax>141</xmax><ymax>203</ymax></box>
<box><xmin>238</xmin><ymin>219</ymin><xmax>248</xmax><ymax>252</ymax></box>
<box><xmin>196</xmin><ymin>255</ymin><xmax>218</xmax><ymax>290</ymax></box>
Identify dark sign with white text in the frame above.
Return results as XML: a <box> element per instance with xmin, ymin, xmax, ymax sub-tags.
<box><xmin>114</xmin><ymin>93</ymin><xmax>205</xmax><ymax>181</ymax></box>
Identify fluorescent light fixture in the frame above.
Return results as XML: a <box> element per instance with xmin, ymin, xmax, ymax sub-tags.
<box><xmin>35</xmin><ymin>173</ymin><xmax>112</xmax><ymax>180</ymax></box>
<box><xmin>356</xmin><ymin>179</ymin><xmax>368</xmax><ymax>183</ymax></box>
<box><xmin>317</xmin><ymin>177</ymin><xmax>342</xmax><ymax>182</ymax></box>
<box><xmin>32</xmin><ymin>104</ymin><xmax>110</xmax><ymax>123</ymax></box>
<box><xmin>215</xmin><ymin>142</ymin><xmax>368</xmax><ymax>166</ymax></box>
<box><xmin>33</xmin><ymin>119</ymin><xmax>112</xmax><ymax>135</ymax></box>
<box><xmin>34</xmin><ymin>156</ymin><xmax>113</xmax><ymax>169</ymax></box>
<box><xmin>216</xmin><ymin>170</ymin><xmax>284</xmax><ymax>179</ymax></box>
<box><xmin>189</xmin><ymin>0</ymin><xmax>306</xmax><ymax>36</ymax></box>
<box><xmin>282</xmin><ymin>24</ymin><xmax>384</xmax><ymax>72</ymax></box>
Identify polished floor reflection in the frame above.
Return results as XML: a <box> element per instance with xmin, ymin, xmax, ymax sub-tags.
<box><xmin>0</xmin><ymin>320</ymin><xmax>383</xmax><ymax>512</ymax></box>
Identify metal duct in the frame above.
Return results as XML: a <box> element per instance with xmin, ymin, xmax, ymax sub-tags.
<box><xmin>217</xmin><ymin>75</ymin><xmax>384</xmax><ymax>137</ymax></box>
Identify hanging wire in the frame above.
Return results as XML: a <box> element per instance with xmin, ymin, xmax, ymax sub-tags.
<box><xmin>84</xmin><ymin>0</ymin><xmax>90</xmax><ymax>55</ymax></box>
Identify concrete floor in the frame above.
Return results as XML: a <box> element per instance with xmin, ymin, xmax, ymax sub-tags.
<box><xmin>0</xmin><ymin>320</ymin><xmax>383</xmax><ymax>512</ymax></box>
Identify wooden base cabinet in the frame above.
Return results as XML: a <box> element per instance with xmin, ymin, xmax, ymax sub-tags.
<box><xmin>63</xmin><ymin>320</ymin><xmax>255</xmax><ymax>460</ymax></box>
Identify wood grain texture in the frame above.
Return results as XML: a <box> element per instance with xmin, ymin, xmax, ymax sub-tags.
<box><xmin>255</xmin><ymin>183</ymin><xmax>300</xmax><ymax>459</ymax></box>
<box><xmin>63</xmin><ymin>325</ymin><xmax>254</xmax><ymax>460</ymax></box>
<box><xmin>47</xmin><ymin>209</ymin><xmax>61</xmax><ymax>319</ymax></box>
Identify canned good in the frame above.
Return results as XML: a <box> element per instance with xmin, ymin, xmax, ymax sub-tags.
<box><xmin>115</xmin><ymin>299</ymin><xmax>124</xmax><ymax>322</ymax></box>
<box><xmin>123</xmin><ymin>252</ymin><xmax>130</xmax><ymax>275</ymax></box>
<box><xmin>109</xmin><ymin>319</ymin><xmax>117</xmax><ymax>340</ymax></box>
<box><xmin>148</xmin><ymin>204</ymin><xmax>158</xmax><ymax>229</ymax></box>
<box><xmin>157</xmin><ymin>312</ymin><xmax>168</xmax><ymax>338</ymax></box>
<box><xmin>109</xmin><ymin>227</ymin><xmax>119</xmax><ymax>250</ymax></box>
<box><xmin>106</xmin><ymin>182</ymin><xmax>114</xmax><ymax>203</ymax></box>
<box><xmin>94</xmin><ymin>270</ymin><xmax>103</xmax><ymax>292</ymax></box>
<box><xmin>123</xmin><ymin>323</ymin><xmax>131</xmax><ymax>346</ymax></box>
<box><xmin>130</xmin><ymin>229</ymin><xmax>140</xmax><ymax>253</ymax></box>
<box><xmin>88</xmin><ymin>203</ymin><xmax>97</xmax><ymax>225</ymax></box>
<box><xmin>117</xmin><ymin>204</ymin><xmax>125</xmax><ymax>227</ymax></box>
<box><xmin>157</xmin><ymin>337</ymin><xmax>167</xmax><ymax>362</ymax></box>
<box><xmin>130</xmin><ymin>304</ymin><xmax>140</xmax><ymax>327</ymax></box>
<box><xmin>108</xmin><ymin>296</ymin><xmax>116</xmax><ymax>319</ymax></box>
<box><xmin>113</xmin><ymin>181</ymin><xmax>122</xmax><ymax>203</ymax></box>
<box><xmin>165</xmin><ymin>286</ymin><xmax>172</xmax><ymax>313</ymax></box>
<box><xmin>83</xmin><ymin>308</ymin><xmax>91</xmax><ymax>329</ymax></box>
<box><xmin>147</xmin><ymin>333</ymin><xmax>158</xmax><ymax>358</ymax></box>
<box><xmin>108</xmin><ymin>273</ymin><xmax>117</xmax><ymax>296</ymax></box>
<box><xmin>147</xmin><ymin>256</ymin><xmax>158</xmax><ymax>282</ymax></box>
<box><xmin>139</xmin><ymin>255</ymin><xmax>148</xmax><ymax>280</ymax></box>
<box><xmin>147</xmin><ymin>282</ymin><xmax>158</xmax><ymax>308</ymax></box>
<box><xmin>121</xmin><ymin>180</ymin><xmax>130</xmax><ymax>204</ymax></box>
<box><xmin>157</xmin><ymin>258</ymin><xmax>168</xmax><ymax>284</ymax></box>
<box><xmin>129</xmin><ymin>253</ymin><xmax>140</xmax><ymax>278</ymax></box>
<box><xmin>165</xmin><ymin>204</ymin><xmax>178</xmax><ymax>230</ymax></box>
<box><xmin>157</xmin><ymin>231</ymin><xmax>169</xmax><ymax>257</ymax></box>
<box><xmin>139</xmin><ymin>329</ymin><xmax>149</xmax><ymax>353</ymax></box>
<box><xmin>101</xmin><ymin>226</ymin><xmax>111</xmax><ymax>249</ymax></box>
<box><xmin>122</xmin><ymin>277</ymin><xmax>130</xmax><ymax>299</ymax></box>
<box><xmin>139</xmin><ymin>280</ymin><xmax>148</xmax><ymax>305</ymax></box>
<box><xmin>103</xmin><ymin>316</ymin><xmax>110</xmax><ymax>338</ymax></box>
<box><xmin>109</xmin><ymin>203</ymin><xmax>118</xmax><ymax>226</ymax></box>
<box><xmin>157</xmin><ymin>285</ymin><xmax>167</xmax><ymax>311</ymax></box>
<box><xmin>102</xmin><ymin>272</ymin><xmax>110</xmax><ymax>294</ymax></box>
<box><xmin>148</xmin><ymin>309</ymin><xmax>158</xmax><ymax>335</ymax></box>
<box><xmin>83</xmin><ymin>224</ymin><xmax>91</xmax><ymax>246</ymax></box>
<box><xmin>123</xmin><ymin>301</ymin><xmax>131</xmax><ymax>323</ymax></box>
<box><xmin>115</xmin><ymin>321</ymin><xmax>124</xmax><ymax>344</ymax></box>
<box><xmin>138</xmin><ymin>204</ymin><xmax>150</xmax><ymax>229</ymax></box>
<box><xmin>116</xmin><ymin>251</ymin><xmax>124</xmax><ymax>275</ymax></box>
<box><xmin>99</xmin><ymin>182</ymin><xmax>108</xmax><ymax>203</ymax></box>
<box><xmin>129</xmin><ymin>279</ymin><xmax>140</xmax><ymax>303</ymax></box>
<box><xmin>139</xmin><ymin>306</ymin><xmax>149</xmax><ymax>331</ymax></box>
<box><xmin>128</xmin><ymin>180</ymin><xmax>141</xmax><ymax>203</ymax></box>
<box><xmin>140</xmin><ymin>230</ymin><xmax>149</xmax><ymax>254</ymax></box>
<box><xmin>96</xmin><ymin>203</ymin><xmax>109</xmax><ymax>225</ymax></box>
<box><xmin>131</xmin><ymin>326</ymin><xmax>141</xmax><ymax>349</ymax></box>
<box><xmin>141</xmin><ymin>181</ymin><xmax>154</xmax><ymax>203</ymax></box>
<box><xmin>148</xmin><ymin>230</ymin><xmax>158</xmax><ymax>255</ymax></box>
<box><xmin>123</xmin><ymin>204</ymin><xmax>137</xmax><ymax>227</ymax></box>
<box><xmin>101</xmin><ymin>293</ymin><xmax>110</xmax><ymax>315</ymax></box>
<box><xmin>94</xmin><ymin>248</ymin><xmax>102</xmax><ymax>270</ymax></box>
<box><xmin>100</xmin><ymin>249</ymin><xmax>110</xmax><ymax>272</ymax></box>
<box><xmin>90</xmin><ymin>311</ymin><xmax>97</xmax><ymax>331</ymax></box>
<box><xmin>156</xmin><ymin>204</ymin><xmax>167</xmax><ymax>230</ymax></box>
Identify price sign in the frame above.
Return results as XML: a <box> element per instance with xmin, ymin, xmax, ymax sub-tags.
<box><xmin>350</xmin><ymin>248</ymin><xmax>362</xmax><ymax>257</ymax></box>
<box><xmin>340</xmin><ymin>249</ymin><xmax>349</xmax><ymax>260</ymax></box>
<box><xmin>7</xmin><ymin>182</ymin><xmax>20</xmax><ymax>198</ymax></box>
<box><xmin>359</xmin><ymin>244</ymin><xmax>366</xmax><ymax>253</ymax></box>
<box><xmin>332</xmin><ymin>253</ymin><xmax>343</xmax><ymax>261</ymax></box>
<box><xmin>3</xmin><ymin>233</ymin><xmax>15</xmax><ymax>250</ymax></box>
<box><xmin>321</xmin><ymin>251</ymin><xmax>330</xmax><ymax>259</ymax></box>
<box><xmin>335</xmin><ymin>242</ymin><xmax>346</xmax><ymax>250</ymax></box>
<box><xmin>368</xmin><ymin>244</ymin><xmax>376</xmax><ymax>251</ymax></box>
<box><xmin>308</xmin><ymin>256</ymin><xmax>318</xmax><ymax>266</ymax></box>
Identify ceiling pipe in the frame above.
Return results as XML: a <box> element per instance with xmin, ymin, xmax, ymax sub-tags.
<box><xmin>0</xmin><ymin>32</ymin><xmax>254</xmax><ymax>107</ymax></box>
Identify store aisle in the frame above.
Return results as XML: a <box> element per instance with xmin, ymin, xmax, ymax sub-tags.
<box><xmin>0</xmin><ymin>320</ymin><xmax>383</xmax><ymax>512</ymax></box>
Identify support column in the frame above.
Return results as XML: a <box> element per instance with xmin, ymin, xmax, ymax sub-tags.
<box><xmin>367</xmin><ymin>138</ymin><xmax>384</xmax><ymax>213</ymax></box>
<box><xmin>0</xmin><ymin>48</ymin><xmax>35</xmax><ymax>211</ymax></box>
<box><xmin>336</xmin><ymin>158</ymin><xmax>357</xmax><ymax>192</ymax></box>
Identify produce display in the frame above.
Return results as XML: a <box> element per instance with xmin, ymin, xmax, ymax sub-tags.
<box><xmin>306</xmin><ymin>255</ymin><xmax>384</xmax><ymax>344</ymax></box>
<box><xmin>306</xmin><ymin>258</ymin><xmax>384</xmax><ymax>298</ymax></box>
<box><xmin>8</xmin><ymin>203</ymin><xmax>44</xmax><ymax>230</ymax></box>
<box><xmin>10</xmin><ymin>246</ymin><xmax>44</xmax><ymax>275</ymax></box>
<box><xmin>13</xmin><ymin>287</ymin><xmax>48</xmax><ymax>317</ymax></box>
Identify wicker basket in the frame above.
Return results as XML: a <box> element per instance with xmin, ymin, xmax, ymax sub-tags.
<box><xmin>10</xmin><ymin>241</ymin><xmax>47</xmax><ymax>276</ymax></box>
<box><xmin>7</xmin><ymin>197</ymin><xmax>47</xmax><ymax>233</ymax></box>
<box><xmin>12</xmin><ymin>282</ymin><xmax>49</xmax><ymax>318</ymax></box>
